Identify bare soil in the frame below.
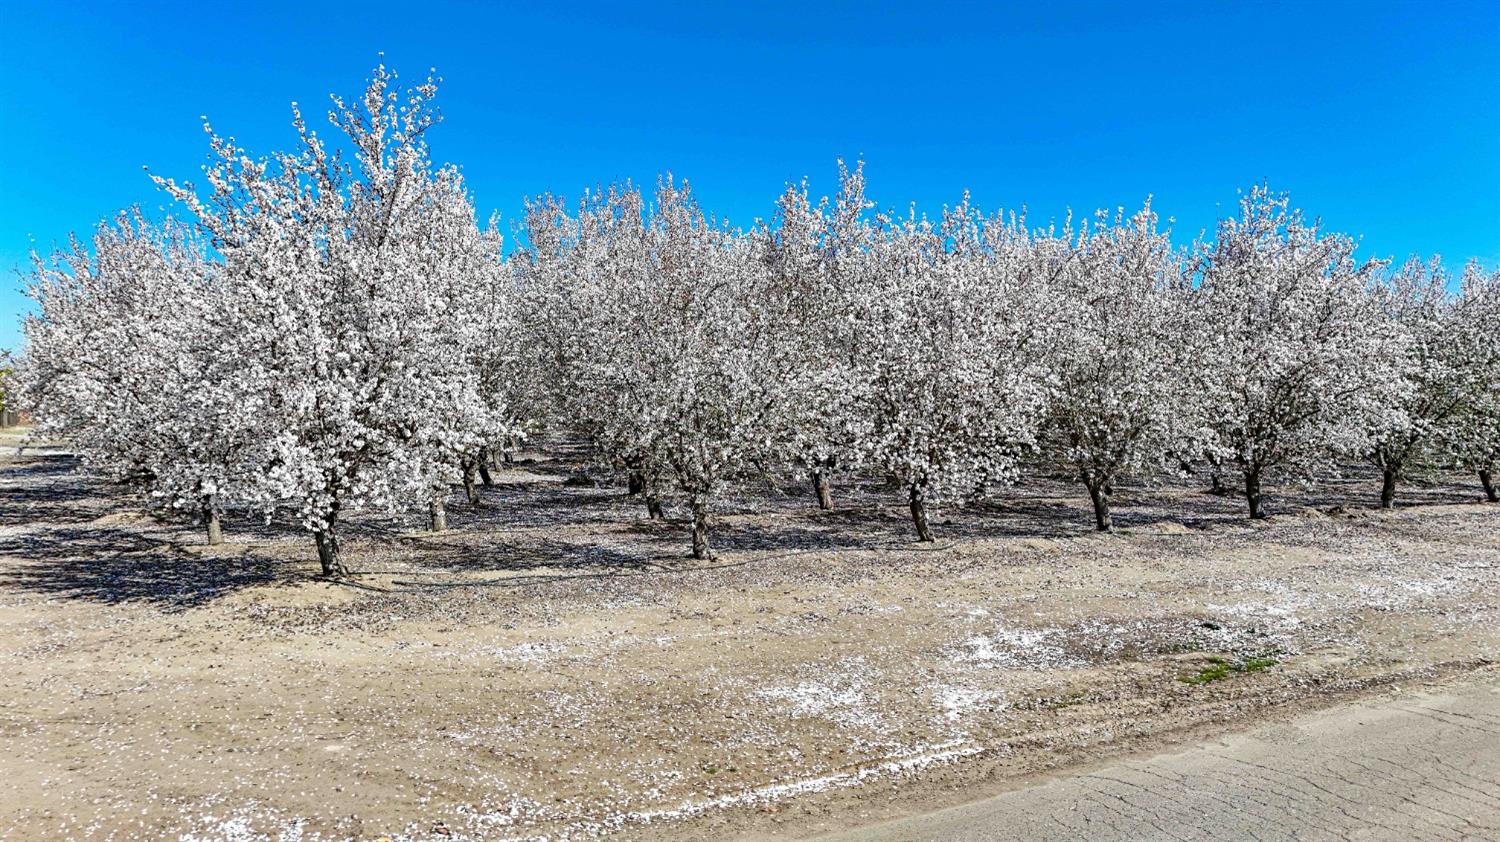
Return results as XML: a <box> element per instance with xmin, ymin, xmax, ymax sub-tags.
<box><xmin>1</xmin><ymin>430</ymin><xmax>1497</xmax><ymax>841</ymax></box>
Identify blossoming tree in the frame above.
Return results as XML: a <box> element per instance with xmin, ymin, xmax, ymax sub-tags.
<box><xmin>152</xmin><ymin>65</ymin><xmax>498</xmax><ymax>574</ymax></box>
<box><xmin>1193</xmin><ymin>187</ymin><xmax>1403</xmax><ymax>519</ymax></box>
<box><xmin>1038</xmin><ymin>204</ymin><xmax>1205</xmax><ymax>530</ymax></box>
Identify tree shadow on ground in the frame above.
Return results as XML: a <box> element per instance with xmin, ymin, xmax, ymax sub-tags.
<box><xmin>428</xmin><ymin>485</ymin><xmax>638</xmax><ymax>531</ymax></box>
<box><xmin>1283</xmin><ymin>471</ymin><xmax>1484</xmax><ymax>511</ymax></box>
<box><xmin>218</xmin><ymin>508</ymin><xmax>418</xmax><ymax>546</ymax></box>
<box><xmin>379</xmin><ymin>517</ymin><xmax>881</xmax><ymax>586</ymax></box>
<box><xmin>387</xmin><ymin>534</ymin><xmax>663</xmax><ymax>576</ymax></box>
<box><xmin>0</xmin><ymin>526</ymin><xmax>291</xmax><ymax>609</ymax></box>
<box><xmin>703</xmin><ymin>520</ymin><xmax>897</xmax><ymax>553</ymax></box>
<box><xmin>0</xmin><ymin>455</ymin><xmax>119</xmax><ymax>526</ymax></box>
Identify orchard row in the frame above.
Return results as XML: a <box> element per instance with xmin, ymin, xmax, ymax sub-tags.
<box><xmin>18</xmin><ymin>67</ymin><xmax>1500</xmax><ymax>574</ymax></box>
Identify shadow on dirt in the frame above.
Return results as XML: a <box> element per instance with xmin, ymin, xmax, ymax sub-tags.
<box><xmin>5</xmin><ymin>449</ymin><xmax>1490</xmax><ymax>607</ymax></box>
<box><xmin>0</xmin><ymin>526</ymin><xmax>292</xmax><ymax>609</ymax></box>
<box><xmin>395</xmin><ymin>535</ymin><xmax>663</xmax><ymax>575</ymax></box>
<box><xmin>0</xmin><ymin>455</ymin><xmax>116</xmax><ymax>527</ymax></box>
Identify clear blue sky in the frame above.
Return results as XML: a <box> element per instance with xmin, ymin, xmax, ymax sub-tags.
<box><xmin>2</xmin><ymin>0</ymin><xmax>1498</xmax><ymax>352</ymax></box>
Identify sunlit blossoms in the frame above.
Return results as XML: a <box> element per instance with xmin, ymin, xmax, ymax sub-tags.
<box><xmin>837</xmin><ymin>198</ymin><xmax>1056</xmax><ymax>540</ymax></box>
<box><xmin>1434</xmin><ymin>263</ymin><xmax>1500</xmax><ymax>502</ymax></box>
<box><xmin>1192</xmin><ymin>187</ymin><xmax>1407</xmax><ymax>519</ymax></box>
<box><xmin>17</xmin><ymin>66</ymin><xmax>1500</xmax><ymax>573</ymax></box>
<box><xmin>521</xmin><ymin>179</ymin><xmax>795</xmax><ymax>558</ymax></box>
<box><xmin>149</xmin><ymin>64</ymin><xmax>504</xmax><ymax>574</ymax></box>
<box><xmin>22</xmin><ymin>213</ymin><xmax>260</xmax><ymax>543</ymax></box>
<box><xmin>1038</xmin><ymin>203</ymin><xmax>1204</xmax><ymax>530</ymax></box>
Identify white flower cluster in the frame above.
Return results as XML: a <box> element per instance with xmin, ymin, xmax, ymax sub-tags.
<box><xmin>17</xmin><ymin>67</ymin><xmax>1500</xmax><ymax>572</ymax></box>
<box><xmin>1192</xmin><ymin>188</ymin><xmax>1500</xmax><ymax>517</ymax></box>
<box><xmin>22</xmin><ymin>66</ymin><xmax>521</xmax><ymax>575</ymax></box>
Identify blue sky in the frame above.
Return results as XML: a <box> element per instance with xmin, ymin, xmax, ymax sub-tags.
<box><xmin>2</xmin><ymin>0</ymin><xmax>1497</xmax><ymax>352</ymax></box>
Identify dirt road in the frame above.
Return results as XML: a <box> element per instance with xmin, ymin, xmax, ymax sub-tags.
<box><xmin>816</xmin><ymin>678</ymin><xmax>1500</xmax><ymax>842</ymax></box>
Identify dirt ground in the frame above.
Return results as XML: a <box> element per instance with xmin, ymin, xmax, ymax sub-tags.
<box><xmin>2</xmin><ymin>429</ymin><xmax>1497</xmax><ymax>841</ymax></box>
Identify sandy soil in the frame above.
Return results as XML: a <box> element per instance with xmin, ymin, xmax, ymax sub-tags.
<box><xmin>1</xmin><ymin>432</ymin><xmax>1497</xmax><ymax>840</ymax></box>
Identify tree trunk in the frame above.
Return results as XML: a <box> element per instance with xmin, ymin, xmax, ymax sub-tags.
<box><xmin>429</xmin><ymin>496</ymin><xmax>448</xmax><ymax>532</ymax></box>
<box><xmin>1245</xmin><ymin>469</ymin><xmax>1266</xmax><ymax>519</ymax></box>
<box><xmin>628</xmin><ymin>470</ymin><xmax>646</xmax><ymax>496</ymax></box>
<box><xmin>204</xmin><ymin>502</ymin><xmax>223</xmax><ymax>546</ymax></box>
<box><xmin>1480</xmin><ymin>469</ymin><xmax>1499</xmax><ymax>503</ymax></box>
<box><xmin>647</xmin><ymin>496</ymin><xmax>664</xmax><ymax>519</ymax></box>
<box><xmin>477</xmin><ymin>447</ymin><xmax>495</xmax><ymax>486</ymax></box>
<box><xmin>1085</xmin><ymin>476</ymin><xmax>1113</xmax><ymax>532</ymax></box>
<box><xmin>1206</xmin><ymin>453</ymin><xmax>1228</xmax><ymax>495</ymax></box>
<box><xmin>314</xmin><ymin>511</ymin><xmax>348</xmax><ymax>577</ymax></box>
<box><xmin>812</xmin><ymin>469</ymin><xmax>833</xmax><ymax>510</ymax></box>
<box><xmin>909</xmin><ymin>485</ymin><xmax>935</xmax><ymax>542</ymax></box>
<box><xmin>690</xmin><ymin>498</ymin><xmax>712</xmax><ymax>560</ymax></box>
<box><xmin>1379</xmin><ymin>465</ymin><xmax>1399</xmax><ymax>509</ymax></box>
<box><xmin>462</xmin><ymin>460</ymin><xmax>480</xmax><ymax>506</ymax></box>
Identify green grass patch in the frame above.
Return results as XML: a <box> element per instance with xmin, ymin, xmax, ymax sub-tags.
<box><xmin>1178</xmin><ymin>653</ymin><xmax>1280</xmax><ymax>685</ymax></box>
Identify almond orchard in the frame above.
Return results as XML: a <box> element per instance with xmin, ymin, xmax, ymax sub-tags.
<box><xmin>17</xmin><ymin>66</ymin><xmax>1500</xmax><ymax>573</ymax></box>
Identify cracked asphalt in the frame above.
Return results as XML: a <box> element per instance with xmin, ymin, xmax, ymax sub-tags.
<box><xmin>817</xmin><ymin>677</ymin><xmax>1500</xmax><ymax>842</ymax></box>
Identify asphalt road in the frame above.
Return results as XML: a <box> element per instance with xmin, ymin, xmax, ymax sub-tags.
<box><xmin>819</xmin><ymin>678</ymin><xmax>1500</xmax><ymax>842</ymax></box>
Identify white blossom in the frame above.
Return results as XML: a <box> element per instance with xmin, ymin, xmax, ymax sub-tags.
<box><xmin>149</xmin><ymin>64</ymin><xmax>501</xmax><ymax>572</ymax></box>
<box><xmin>14</xmin><ymin>67</ymin><xmax>1500</xmax><ymax>572</ymax></box>
<box><xmin>840</xmin><ymin>194</ymin><xmax>1053</xmax><ymax>540</ymax></box>
<box><xmin>520</xmin><ymin>179</ymin><xmax>794</xmax><ymax>558</ymax></box>
<box><xmin>21</xmin><ymin>212</ymin><xmax>257</xmax><ymax>543</ymax></box>
<box><xmin>1037</xmin><ymin>203</ymin><xmax>1205</xmax><ymax>530</ymax></box>
<box><xmin>1193</xmin><ymin>186</ymin><xmax>1405</xmax><ymax>518</ymax></box>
